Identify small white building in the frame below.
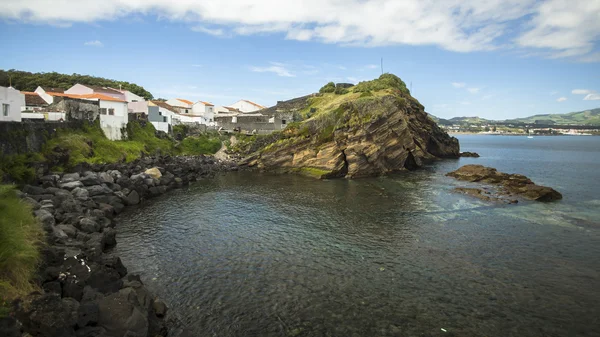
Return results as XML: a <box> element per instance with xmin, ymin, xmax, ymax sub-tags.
<box><xmin>192</xmin><ymin>101</ymin><xmax>215</xmax><ymax>125</ymax></box>
<box><xmin>165</xmin><ymin>98</ymin><xmax>193</xmax><ymax>114</ymax></box>
<box><xmin>0</xmin><ymin>86</ymin><xmax>25</xmax><ymax>122</ymax></box>
<box><xmin>228</xmin><ymin>99</ymin><xmax>266</xmax><ymax>113</ymax></box>
<box><xmin>116</xmin><ymin>89</ymin><xmax>145</xmax><ymax>103</ymax></box>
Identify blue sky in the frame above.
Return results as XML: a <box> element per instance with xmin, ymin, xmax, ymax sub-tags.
<box><xmin>1</xmin><ymin>0</ymin><xmax>599</xmax><ymax>120</ymax></box>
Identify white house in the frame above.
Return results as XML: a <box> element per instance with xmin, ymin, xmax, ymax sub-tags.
<box><xmin>117</xmin><ymin>89</ymin><xmax>145</xmax><ymax>103</ymax></box>
<box><xmin>228</xmin><ymin>99</ymin><xmax>266</xmax><ymax>113</ymax></box>
<box><xmin>192</xmin><ymin>101</ymin><xmax>215</xmax><ymax>125</ymax></box>
<box><xmin>165</xmin><ymin>98</ymin><xmax>193</xmax><ymax>114</ymax></box>
<box><xmin>0</xmin><ymin>86</ymin><xmax>24</xmax><ymax>122</ymax></box>
<box><xmin>91</xmin><ymin>94</ymin><xmax>129</xmax><ymax>140</ymax></box>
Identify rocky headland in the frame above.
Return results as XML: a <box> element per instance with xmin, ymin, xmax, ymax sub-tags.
<box><xmin>240</xmin><ymin>74</ymin><xmax>460</xmax><ymax>179</ymax></box>
<box><xmin>2</xmin><ymin>155</ymin><xmax>237</xmax><ymax>337</ymax></box>
<box><xmin>447</xmin><ymin>164</ymin><xmax>562</xmax><ymax>203</ymax></box>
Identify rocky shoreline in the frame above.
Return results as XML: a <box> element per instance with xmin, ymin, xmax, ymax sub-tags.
<box><xmin>2</xmin><ymin>155</ymin><xmax>237</xmax><ymax>337</ymax></box>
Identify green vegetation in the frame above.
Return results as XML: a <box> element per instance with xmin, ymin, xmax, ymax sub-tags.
<box><xmin>0</xmin><ymin>185</ymin><xmax>43</xmax><ymax>315</ymax></box>
<box><xmin>505</xmin><ymin>108</ymin><xmax>600</xmax><ymax>125</ymax></box>
<box><xmin>353</xmin><ymin>73</ymin><xmax>410</xmax><ymax>95</ymax></box>
<box><xmin>297</xmin><ymin>167</ymin><xmax>332</xmax><ymax>179</ymax></box>
<box><xmin>0</xmin><ymin>69</ymin><xmax>153</xmax><ymax>100</ymax></box>
<box><xmin>180</xmin><ymin>135</ymin><xmax>222</xmax><ymax>155</ymax></box>
<box><xmin>319</xmin><ymin>82</ymin><xmax>336</xmax><ymax>93</ymax></box>
<box><xmin>1</xmin><ymin>121</ymin><xmax>224</xmax><ymax>183</ymax></box>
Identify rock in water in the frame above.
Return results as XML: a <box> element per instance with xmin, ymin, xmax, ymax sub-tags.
<box><xmin>460</xmin><ymin>151</ymin><xmax>480</xmax><ymax>157</ymax></box>
<box><xmin>241</xmin><ymin>74</ymin><xmax>459</xmax><ymax>178</ymax></box>
<box><xmin>447</xmin><ymin>164</ymin><xmax>562</xmax><ymax>202</ymax></box>
<box><xmin>144</xmin><ymin>167</ymin><xmax>162</xmax><ymax>179</ymax></box>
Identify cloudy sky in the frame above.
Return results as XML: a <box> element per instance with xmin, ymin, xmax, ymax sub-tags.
<box><xmin>1</xmin><ymin>0</ymin><xmax>599</xmax><ymax>119</ymax></box>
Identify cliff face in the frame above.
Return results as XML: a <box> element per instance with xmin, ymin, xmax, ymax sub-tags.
<box><xmin>242</xmin><ymin>75</ymin><xmax>459</xmax><ymax>179</ymax></box>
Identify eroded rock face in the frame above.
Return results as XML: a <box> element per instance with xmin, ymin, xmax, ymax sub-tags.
<box><xmin>244</xmin><ymin>95</ymin><xmax>459</xmax><ymax>178</ymax></box>
<box><xmin>447</xmin><ymin>165</ymin><xmax>562</xmax><ymax>202</ymax></box>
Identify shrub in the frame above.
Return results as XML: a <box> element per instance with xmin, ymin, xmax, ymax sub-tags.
<box><xmin>180</xmin><ymin>135</ymin><xmax>222</xmax><ymax>155</ymax></box>
<box><xmin>334</xmin><ymin>87</ymin><xmax>349</xmax><ymax>95</ymax></box>
<box><xmin>319</xmin><ymin>82</ymin><xmax>336</xmax><ymax>93</ymax></box>
<box><xmin>353</xmin><ymin>73</ymin><xmax>410</xmax><ymax>95</ymax></box>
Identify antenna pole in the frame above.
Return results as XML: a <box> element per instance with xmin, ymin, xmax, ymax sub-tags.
<box><xmin>381</xmin><ymin>57</ymin><xmax>384</xmax><ymax>75</ymax></box>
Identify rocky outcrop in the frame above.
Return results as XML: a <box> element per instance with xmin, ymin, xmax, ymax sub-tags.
<box><xmin>447</xmin><ymin>165</ymin><xmax>562</xmax><ymax>202</ymax></box>
<box><xmin>459</xmin><ymin>151</ymin><xmax>480</xmax><ymax>158</ymax></box>
<box><xmin>6</xmin><ymin>155</ymin><xmax>237</xmax><ymax>337</ymax></box>
<box><xmin>242</xmin><ymin>82</ymin><xmax>459</xmax><ymax>179</ymax></box>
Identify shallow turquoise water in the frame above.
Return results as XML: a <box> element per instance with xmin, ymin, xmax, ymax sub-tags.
<box><xmin>117</xmin><ymin>135</ymin><xmax>600</xmax><ymax>337</ymax></box>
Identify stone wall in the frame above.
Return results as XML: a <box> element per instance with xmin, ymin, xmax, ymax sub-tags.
<box><xmin>0</xmin><ymin>120</ymin><xmax>84</xmax><ymax>155</ymax></box>
<box><xmin>215</xmin><ymin>115</ymin><xmax>285</xmax><ymax>134</ymax></box>
<box><xmin>52</xmin><ymin>98</ymin><xmax>101</xmax><ymax>122</ymax></box>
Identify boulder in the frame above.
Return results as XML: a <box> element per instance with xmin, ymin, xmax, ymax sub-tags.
<box><xmin>16</xmin><ymin>293</ymin><xmax>79</xmax><ymax>337</ymax></box>
<box><xmin>22</xmin><ymin>184</ymin><xmax>47</xmax><ymax>195</ymax></box>
<box><xmin>77</xmin><ymin>302</ymin><xmax>100</xmax><ymax>328</ymax></box>
<box><xmin>61</xmin><ymin>173</ymin><xmax>81</xmax><ymax>183</ymax></box>
<box><xmin>80</xmin><ymin>174</ymin><xmax>102</xmax><ymax>186</ymax></box>
<box><xmin>97</xmin><ymin>288</ymin><xmax>149</xmax><ymax>337</ymax></box>
<box><xmin>153</xmin><ymin>299</ymin><xmax>168</xmax><ymax>318</ymax></box>
<box><xmin>71</xmin><ymin>187</ymin><xmax>90</xmax><ymax>200</ymax></box>
<box><xmin>144</xmin><ymin>167</ymin><xmax>162</xmax><ymax>179</ymax></box>
<box><xmin>85</xmin><ymin>184</ymin><xmax>113</xmax><ymax>197</ymax></box>
<box><xmin>123</xmin><ymin>190</ymin><xmax>140</xmax><ymax>206</ymax></box>
<box><xmin>78</xmin><ymin>217</ymin><xmax>100</xmax><ymax>234</ymax></box>
<box><xmin>60</xmin><ymin>181</ymin><xmax>84</xmax><ymax>190</ymax></box>
<box><xmin>57</xmin><ymin>224</ymin><xmax>78</xmax><ymax>238</ymax></box>
<box><xmin>447</xmin><ymin>165</ymin><xmax>562</xmax><ymax>202</ymax></box>
<box><xmin>98</xmin><ymin>172</ymin><xmax>114</xmax><ymax>184</ymax></box>
<box><xmin>34</xmin><ymin>209</ymin><xmax>55</xmax><ymax>229</ymax></box>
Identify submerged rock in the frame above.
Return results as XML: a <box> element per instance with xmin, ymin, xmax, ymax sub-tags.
<box><xmin>241</xmin><ymin>74</ymin><xmax>459</xmax><ymax>178</ymax></box>
<box><xmin>447</xmin><ymin>165</ymin><xmax>562</xmax><ymax>202</ymax></box>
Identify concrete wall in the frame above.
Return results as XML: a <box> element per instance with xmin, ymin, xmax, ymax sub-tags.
<box><xmin>0</xmin><ymin>86</ymin><xmax>25</xmax><ymax>122</ymax></box>
<box><xmin>128</xmin><ymin>101</ymin><xmax>148</xmax><ymax>114</ymax></box>
<box><xmin>0</xmin><ymin>120</ymin><xmax>84</xmax><ymax>155</ymax></box>
<box><xmin>215</xmin><ymin>115</ymin><xmax>280</xmax><ymax>134</ymax></box>
<box><xmin>122</xmin><ymin>90</ymin><xmax>144</xmax><ymax>102</ymax></box>
<box><xmin>64</xmin><ymin>84</ymin><xmax>94</xmax><ymax>95</ymax></box>
<box><xmin>99</xmin><ymin>101</ymin><xmax>128</xmax><ymax>140</ymax></box>
<box><xmin>150</xmin><ymin>121</ymin><xmax>170</xmax><ymax>133</ymax></box>
<box><xmin>21</xmin><ymin>112</ymin><xmax>66</xmax><ymax>121</ymax></box>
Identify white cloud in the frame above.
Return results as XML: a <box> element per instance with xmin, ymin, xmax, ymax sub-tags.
<box><xmin>84</xmin><ymin>40</ymin><xmax>103</xmax><ymax>47</ymax></box>
<box><xmin>191</xmin><ymin>25</ymin><xmax>224</xmax><ymax>36</ymax></box>
<box><xmin>467</xmin><ymin>87</ymin><xmax>481</xmax><ymax>94</ymax></box>
<box><xmin>572</xmin><ymin>89</ymin><xmax>594</xmax><ymax>95</ymax></box>
<box><xmin>556</xmin><ymin>97</ymin><xmax>567</xmax><ymax>102</ymax></box>
<box><xmin>584</xmin><ymin>93</ymin><xmax>600</xmax><ymax>100</ymax></box>
<box><xmin>452</xmin><ymin>82</ymin><xmax>466</xmax><ymax>88</ymax></box>
<box><xmin>250</xmin><ymin>63</ymin><xmax>295</xmax><ymax>77</ymax></box>
<box><xmin>2</xmin><ymin>0</ymin><xmax>599</xmax><ymax>62</ymax></box>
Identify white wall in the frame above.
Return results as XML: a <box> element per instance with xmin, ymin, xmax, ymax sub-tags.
<box><xmin>121</xmin><ymin>90</ymin><xmax>144</xmax><ymax>102</ymax></box>
<box><xmin>21</xmin><ymin>112</ymin><xmax>66</xmax><ymax>121</ymax></box>
<box><xmin>0</xmin><ymin>87</ymin><xmax>24</xmax><ymax>122</ymax></box>
<box><xmin>34</xmin><ymin>86</ymin><xmax>55</xmax><ymax>104</ymax></box>
<box><xmin>99</xmin><ymin>100</ymin><xmax>128</xmax><ymax>140</ymax></box>
<box><xmin>150</xmin><ymin>121</ymin><xmax>170</xmax><ymax>133</ymax></box>
<box><xmin>229</xmin><ymin>100</ymin><xmax>264</xmax><ymax>113</ymax></box>
<box><xmin>65</xmin><ymin>84</ymin><xmax>93</xmax><ymax>95</ymax></box>
<box><xmin>191</xmin><ymin>102</ymin><xmax>215</xmax><ymax>125</ymax></box>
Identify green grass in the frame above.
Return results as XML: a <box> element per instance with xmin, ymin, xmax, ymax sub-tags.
<box><xmin>0</xmin><ymin>185</ymin><xmax>43</xmax><ymax>316</ymax></box>
<box><xmin>180</xmin><ymin>135</ymin><xmax>222</xmax><ymax>155</ymax></box>
<box><xmin>297</xmin><ymin>167</ymin><xmax>332</xmax><ymax>179</ymax></box>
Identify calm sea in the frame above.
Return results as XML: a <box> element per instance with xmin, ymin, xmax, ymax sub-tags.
<box><xmin>117</xmin><ymin>135</ymin><xmax>600</xmax><ymax>337</ymax></box>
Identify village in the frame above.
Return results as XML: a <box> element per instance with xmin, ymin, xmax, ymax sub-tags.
<box><xmin>0</xmin><ymin>84</ymin><xmax>294</xmax><ymax>140</ymax></box>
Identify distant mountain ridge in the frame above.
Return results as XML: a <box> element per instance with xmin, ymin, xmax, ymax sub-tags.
<box><xmin>431</xmin><ymin>107</ymin><xmax>600</xmax><ymax>126</ymax></box>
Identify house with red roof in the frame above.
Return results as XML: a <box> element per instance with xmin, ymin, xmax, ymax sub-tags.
<box><xmin>192</xmin><ymin>100</ymin><xmax>215</xmax><ymax>126</ymax></box>
<box><xmin>228</xmin><ymin>99</ymin><xmax>267</xmax><ymax>113</ymax></box>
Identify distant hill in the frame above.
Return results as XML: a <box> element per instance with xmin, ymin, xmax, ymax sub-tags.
<box><xmin>0</xmin><ymin>69</ymin><xmax>153</xmax><ymax>100</ymax></box>
<box><xmin>431</xmin><ymin>108</ymin><xmax>600</xmax><ymax>126</ymax></box>
<box><xmin>504</xmin><ymin>108</ymin><xmax>600</xmax><ymax>125</ymax></box>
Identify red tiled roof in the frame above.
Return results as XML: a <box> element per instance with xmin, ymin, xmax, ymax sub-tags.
<box><xmin>177</xmin><ymin>98</ymin><xmax>194</xmax><ymax>105</ymax></box>
<box><xmin>22</xmin><ymin>92</ymin><xmax>48</xmax><ymax>106</ymax></box>
<box><xmin>47</xmin><ymin>92</ymin><xmax>126</xmax><ymax>102</ymax></box>
<box><xmin>197</xmin><ymin>101</ymin><xmax>214</xmax><ymax>106</ymax></box>
<box><xmin>242</xmin><ymin>99</ymin><xmax>266</xmax><ymax>109</ymax></box>
<box><xmin>151</xmin><ymin>100</ymin><xmax>179</xmax><ymax>113</ymax></box>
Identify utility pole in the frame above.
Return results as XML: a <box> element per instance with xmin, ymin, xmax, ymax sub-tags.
<box><xmin>410</xmin><ymin>81</ymin><xmax>412</xmax><ymax>93</ymax></box>
<box><xmin>381</xmin><ymin>57</ymin><xmax>384</xmax><ymax>75</ymax></box>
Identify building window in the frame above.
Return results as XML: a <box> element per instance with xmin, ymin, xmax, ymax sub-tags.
<box><xmin>281</xmin><ymin>119</ymin><xmax>287</xmax><ymax>125</ymax></box>
<box><xmin>2</xmin><ymin>104</ymin><xmax>9</xmax><ymax>116</ymax></box>
<box><xmin>108</xmin><ymin>108</ymin><xmax>115</xmax><ymax>115</ymax></box>
<box><xmin>185</xmin><ymin>109</ymin><xmax>189</xmax><ymax>114</ymax></box>
<box><xmin>210</xmin><ymin>119</ymin><xmax>213</xmax><ymax>122</ymax></box>
<box><xmin>100</xmin><ymin>108</ymin><xmax>107</xmax><ymax>115</ymax></box>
